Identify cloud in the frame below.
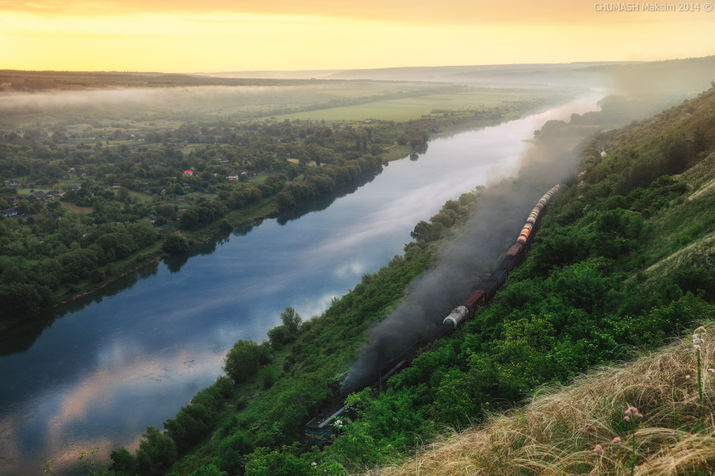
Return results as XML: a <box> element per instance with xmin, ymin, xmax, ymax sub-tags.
<box><xmin>292</xmin><ymin>292</ymin><xmax>340</xmax><ymax>320</ymax></box>
<box><xmin>334</xmin><ymin>260</ymin><xmax>366</xmax><ymax>279</ymax></box>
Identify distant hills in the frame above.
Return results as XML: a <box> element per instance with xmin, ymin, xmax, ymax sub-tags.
<box><xmin>0</xmin><ymin>70</ymin><xmax>314</xmax><ymax>92</ymax></box>
<box><xmin>2</xmin><ymin>55</ymin><xmax>713</xmax><ymax>93</ymax></box>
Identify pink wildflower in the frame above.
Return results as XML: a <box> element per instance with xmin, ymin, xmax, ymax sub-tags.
<box><xmin>624</xmin><ymin>415</ymin><xmax>630</xmax><ymax>421</ymax></box>
<box><xmin>612</xmin><ymin>437</ymin><xmax>621</xmax><ymax>444</ymax></box>
<box><xmin>594</xmin><ymin>444</ymin><xmax>603</xmax><ymax>452</ymax></box>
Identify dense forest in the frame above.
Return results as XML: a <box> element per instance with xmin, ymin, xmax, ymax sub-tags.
<box><xmin>101</xmin><ymin>86</ymin><xmax>715</xmax><ymax>475</ymax></box>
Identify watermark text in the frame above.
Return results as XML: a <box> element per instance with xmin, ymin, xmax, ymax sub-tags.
<box><xmin>593</xmin><ymin>2</ymin><xmax>713</xmax><ymax>12</ymax></box>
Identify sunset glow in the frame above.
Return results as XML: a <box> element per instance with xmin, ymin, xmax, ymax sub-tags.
<box><xmin>1</xmin><ymin>1</ymin><xmax>714</xmax><ymax>75</ymax></box>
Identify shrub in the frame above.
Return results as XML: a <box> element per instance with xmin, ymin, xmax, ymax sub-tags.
<box><xmin>162</xmin><ymin>234</ymin><xmax>190</xmax><ymax>254</ymax></box>
<box><xmin>224</xmin><ymin>340</ymin><xmax>271</xmax><ymax>384</ymax></box>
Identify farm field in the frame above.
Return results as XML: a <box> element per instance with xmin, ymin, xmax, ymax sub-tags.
<box><xmin>270</xmin><ymin>87</ymin><xmax>562</xmax><ymax>122</ymax></box>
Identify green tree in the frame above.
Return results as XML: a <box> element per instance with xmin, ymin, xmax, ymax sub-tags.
<box><xmin>224</xmin><ymin>340</ymin><xmax>270</xmax><ymax>384</ymax></box>
<box><xmin>216</xmin><ymin>431</ymin><xmax>254</xmax><ymax>474</ymax></box>
<box><xmin>164</xmin><ymin>402</ymin><xmax>215</xmax><ymax>454</ymax></box>
<box><xmin>135</xmin><ymin>427</ymin><xmax>177</xmax><ymax>476</ymax></box>
<box><xmin>268</xmin><ymin>325</ymin><xmax>291</xmax><ymax>350</ymax></box>
<box><xmin>189</xmin><ymin>463</ymin><xmax>222</xmax><ymax>476</ymax></box>
<box><xmin>276</xmin><ymin>190</ymin><xmax>296</xmax><ymax>211</ymax></box>
<box><xmin>280</xmin><ymin>307</ymin><xmax>302</xmax><ymax>334</ymax></box>
<box><xmin>245</xmin><ymin>446</ymin><xmax>312</xmax><ymax>476</ymax></box>
<box><xmin>109</xmin><ymin>448</ymin><xmax>136</xmax><ymax>475</ymax></box>
<box><xmin>163</xmin><ymin>234</ymin><xmax>190</xmax><ymax>254</ymax></box>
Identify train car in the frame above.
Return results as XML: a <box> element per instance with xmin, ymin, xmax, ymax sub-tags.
<box><xmin>505</xmin><ymin>243</ymin><xmax>525</xmax><ymax>271</ymax></box>
<box><xmin>442</xmin><ymin>305</ymin><xmax>470</xmax><ymax>329</ymax></box>
<box><xmin>305</xmin><ymin>405</ymin><xmax>347</xmax><ymax>445</ymax></box>
<box><xmin>442</xmin><ymin>288</ymin><xmax>488</xmax><ymax>328</ymax></box>
<box><xmin>305</xmin><ymin>357</ymin><xmax>409</xmax><ymax>444</ymax></box>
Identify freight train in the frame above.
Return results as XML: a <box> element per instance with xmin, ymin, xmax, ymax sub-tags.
<box><xmin>305</xmin><ymin>184</ymin><xmax>561</xmax><ymax>444</ymax></box>
<box><xmin>442</xmin><ymin>184</ymin><xmax>560</xmax><ymax>329</ymax></box>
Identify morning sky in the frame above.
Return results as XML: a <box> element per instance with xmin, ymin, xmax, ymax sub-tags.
<box><xmin>1</xmin><ymin>0</ymin><xmax>713</xmax><ymax>72</ymax></box>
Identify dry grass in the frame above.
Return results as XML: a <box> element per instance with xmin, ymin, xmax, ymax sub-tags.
<box><xmin>368</xmin><ymin>323</ymin><xmax>715</xmax><ymax>476</ymax></box>
<box><xmin>643</xmin><ymin>232</ymin><xmax>715</xmax><ymax>277</ymax></box>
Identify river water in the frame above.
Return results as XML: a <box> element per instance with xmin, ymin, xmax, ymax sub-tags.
<box><xmin>0</xmin><ymin>94</ymin><xmax>602</xmax><ymax>474</ymax></box>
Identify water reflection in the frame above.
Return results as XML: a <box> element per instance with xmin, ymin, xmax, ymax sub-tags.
<box><xmin>0</xmin><ymin>94</ymin><xmax>604</xmax><ymax>474</ymax></box>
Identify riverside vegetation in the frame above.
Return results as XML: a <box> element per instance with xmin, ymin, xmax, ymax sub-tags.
<box><xmin>101</xmin><ymin>85</ymin><xmax>715</xmax><ymax>476</ymax></box>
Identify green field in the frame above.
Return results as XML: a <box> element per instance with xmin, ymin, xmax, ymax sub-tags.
<box><xmin>271</xmin><ymin>88</ymin><xmax>561</xmax><ymax>122</ymax></box>
<box><xmin>0</xmin><ymin>81</ymin><xmax>563</xmax><ymax>132</ymax></box>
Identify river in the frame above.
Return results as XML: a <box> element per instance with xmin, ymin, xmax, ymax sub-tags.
<box><xmin>0</xmin><ymin>93</ymin><xmax>603</xmax><ymax>474</ymax></box>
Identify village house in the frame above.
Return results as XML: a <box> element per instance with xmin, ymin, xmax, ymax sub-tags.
<box><xmin>1</xmin><ymin>207</ymin><xmax>19</xmax><ymax>217</ymax></box>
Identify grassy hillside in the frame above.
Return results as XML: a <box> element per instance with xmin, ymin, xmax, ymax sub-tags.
<box><xmin>374</xmin><ymin>321</ymin><xmax>715</xmax><ymax>475</ymax></box>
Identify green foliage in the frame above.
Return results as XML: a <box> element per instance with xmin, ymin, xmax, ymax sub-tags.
<box><xmin>165</xmin><ymin>402</ymin><xmax>216</xmax><ymax>454</ymax></box>
<box><xmin>281</xmin><ymin>307</ymin><xmax>302</xmax><ymax>334</ymax></box>
<box><xmin>215</xmin><ymin>430</ymin><xmax>253</xmax><ymax>474</ymax></box>
<box><xmin>77</xmin><ymin>447</ymin><xmax>108</xmax><ymax>475</ymax></box>
<box><xmin>135</xmin><ymin>427</ymin><xmax>178</xmax><ymax>476</ymax></box>
<box><xmin>188</xmin><ymin>463</ymin><xmax>223</xmax><ymax>476</ymax></box>
<box><xmin>269</xmin><ymin>307</ymin><xmax>303</xmax><ymax>349</ymax></box>
<box><xmin>163</xmin><ymin>234</ymin><xmax>190</xmax><ymax>254</ymax></box>
<box><xmin>224</xmin><ymin>340</ymin><xmax>272</xmax><ymax>384</ymax></box>
<box><xmin>245</xmin><ymin>446</ymin><xmax>312</xmax><ymax>476</ymax></box>
<box><xmin>109</xmin><ymin>448</ymin><xmax>136</xmax><ymax>475</ymax></box>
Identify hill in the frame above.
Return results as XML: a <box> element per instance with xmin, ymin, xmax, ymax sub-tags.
<box><xmin>373</xmin><ymin>321</ymin><xmax>715</xmax><ymax>475</ymax></box>
<box><xmin>359</xmin><ymin>87</ymin><xmax>715</xmax><ymax>475</ymax></box>
<box><xmin>0</xmin><ymin>70</ymin><xmax>310</xmax><ymax>91</ymax></box>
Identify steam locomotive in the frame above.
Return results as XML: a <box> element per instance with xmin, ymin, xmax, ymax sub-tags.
<box><xmin>305</xmin><ymin>184</ymin><xmax>561</xmax><ymax>443</ymax></box>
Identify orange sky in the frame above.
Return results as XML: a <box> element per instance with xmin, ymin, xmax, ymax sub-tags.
<box><xmin>1</xmin><ymin>0</ymin><xmax>714</xmax><ymax>72</ymax></box>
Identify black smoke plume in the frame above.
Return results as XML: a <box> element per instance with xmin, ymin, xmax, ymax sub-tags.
<box><xmin>340</xmin><ymin>111</ymin><xmax>601</xmax><ymax>395</ymax></box>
